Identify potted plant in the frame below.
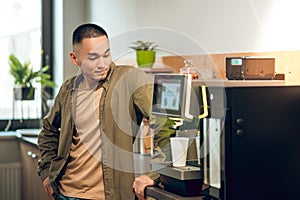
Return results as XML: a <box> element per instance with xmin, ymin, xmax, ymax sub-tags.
<box><xmin>8</xmin><ymin>53</ymin><xmax>56</xmax><ymax>100</ymax></box>
<box><xmin>130</xmin><ymin>40</ymin><xmax>158</xmax><ymax>68</ymax></box>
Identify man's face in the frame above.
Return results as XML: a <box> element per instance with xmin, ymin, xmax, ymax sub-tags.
<box><xmin>71</xmin><ymin>36</ymin><xmax>112</xmax><ymax>81</ymax></box>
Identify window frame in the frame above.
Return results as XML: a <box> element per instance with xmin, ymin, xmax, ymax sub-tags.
<box><xmin>0</xmin><ymin>0</ymin><xmax>53</xmax><ymax>131</ymax></box>
<box><xmin>41</xmin><ymin>0</ymin><xmax>54</xmax><ymax>117</ymax></box>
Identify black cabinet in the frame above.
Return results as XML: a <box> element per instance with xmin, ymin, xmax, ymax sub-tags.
<box><xmin>20</xmin><ymin>140</ymin><xmax>48</xmax><ymax>200</ymax></box>
<box><xmin>208</xmin><ymin>85</ymin><xmax>300</xmax><ymax>200</ymax></box>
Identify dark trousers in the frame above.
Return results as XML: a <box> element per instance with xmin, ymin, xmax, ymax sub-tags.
<box><xmin>53</xmin><ymin>193</ymin><xmax>82</xmax><ymax>200</ymax></box>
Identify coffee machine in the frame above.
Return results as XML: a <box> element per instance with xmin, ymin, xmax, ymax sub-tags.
<box><xmin>150</xmin><ymin>73</ymin><xmax>218</xmax><ymax>197</ymax></box>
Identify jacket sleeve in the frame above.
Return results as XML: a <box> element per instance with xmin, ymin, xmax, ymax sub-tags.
<box><xmin>131</xmin><ymin>69</ymin><xmax>165</xmax><ymax>181</ymax></box>
<box><xmin>131</xmin><ymin>69</ymin><xmax>153</xmax><ymax>119</ymax></box>
<box><xmin>37</xmin><ymin>87</ymin><xmax>63</xmax><ymax>181</ymax></box>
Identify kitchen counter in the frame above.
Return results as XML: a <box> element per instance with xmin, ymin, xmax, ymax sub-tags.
<box><xmin>22</xmin><ymin>136</ymin><xmax>38</xmax><ymax>145</ymax></box>
<box><xmin>0</xmin><ymin>131</ymin><xmax>19</xmax><ymax>138</ymax></box>
<box><xmin>193</xmin><ymin>79</ymin><xmax>286</xmax><ymax>87</ymax></box>
<box><xmin>0</xmin><ymin>129</ymin><xmax>40</xmax><ymax>146</ymax></box>
<box><xmin>145</xmin><ymin>186</ymin><xmax>207</xmax><ymax>200</ymax></box>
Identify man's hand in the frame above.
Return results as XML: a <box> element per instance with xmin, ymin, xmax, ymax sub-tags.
<box><xmin>42</xmin><ymin>177</ymin><xmax>54</xmax><ymax>200</ymax></box>
<box><xmin>133</xmin><ymin>175</ymin><xmax>154</xmax><ymax>200</ymax></box>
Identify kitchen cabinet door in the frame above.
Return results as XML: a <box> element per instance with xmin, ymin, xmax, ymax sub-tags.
<box><xmin>225</xmin><ymin>86</ymin><xmax>300</xmax><ymax>200</ymax></box>
<box><xmin>20</xmin><ymin>140</ymin><xmax>48</xmax><ymax>200</ymax></box>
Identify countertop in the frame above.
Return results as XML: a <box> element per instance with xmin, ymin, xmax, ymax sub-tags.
<box><xmin>0</xmin><ymin>129</ymin><xmax>40</xmax><ymax>146</ymax></box>
<box><xmin>193</xmin><ymin>79</ymin><xmax>286</xmax><ymax>87</ymax></box>
<box><xmin>22</xmin><ymin>136</ymin><xmax>38</xmax><ymax>145</ymax></box>
<box><xmin>145</xmin><ymin>186</ymin><xmax>207</xmax><ymax>200</ymax></box>
<box><xmin>0</xmin><ymin>131</ymin><xmax>18</xmax><ymax>138</ymax></box>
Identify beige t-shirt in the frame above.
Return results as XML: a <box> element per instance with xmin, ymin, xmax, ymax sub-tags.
<box><xmin>60</xmin><ymin>84</ymin><xmax>105</xmax><ymax>199</ymax></box>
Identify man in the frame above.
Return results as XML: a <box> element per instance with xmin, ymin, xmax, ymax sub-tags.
<box><xmin>38</xmin><ymin>23</ymin><xmax>156</xmax><ymax>200</ymax></box>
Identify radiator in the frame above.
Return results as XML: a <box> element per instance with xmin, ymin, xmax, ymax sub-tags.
<box><xmin>0</xmin><ymin>162</ymin><xmax>21</xmax><ymax>200</ymax></box>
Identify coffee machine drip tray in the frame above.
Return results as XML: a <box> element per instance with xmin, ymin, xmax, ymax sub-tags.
<box><xmin>152</xmin><ymin>161</ymin><xmax>202</xmax><ymax>180</ymax></box>
<box><xmin>152</xmin><ymin>161</ymin><xmax>204</xmax><ymax>197</ymax></box>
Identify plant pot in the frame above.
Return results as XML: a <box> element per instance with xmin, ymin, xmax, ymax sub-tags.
<box><xmin>14</xmin><ymin>87</ymin><xmax>36</xmax><ymax>100</ymax></box>
<box><xmin>136</xmin><ymin>50</ymin><xmax>156</xmax><ymax>68</ymax></box>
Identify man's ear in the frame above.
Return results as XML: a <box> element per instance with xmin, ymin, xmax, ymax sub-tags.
<box><xmin>70</xmin><ymin>52</ymin><xmax>80</xmax><ymax>66</ymax></box>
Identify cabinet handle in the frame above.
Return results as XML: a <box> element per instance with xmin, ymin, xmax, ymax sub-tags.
<box><xmin>31</xmin><ymin>153</ymin><xmax>37</xmax><ymax>159</ymax></box>
<box><xmin>27</xmin><ymin>151</ymin><xmax>37</xmax><ymax>159</ymax></box>
<box><xmin>236</xmin><ymin>118</ymin><xmax>244</xmax><ymax>126</ymax></box>
<box><xmin>236</xmin><ymin>129</ymin><xmax>244</xmax><ymax>136</ymax></box>
<box><xmin>27</xmin><ymin>151</ymin><xmax>33</xmax><ymax>157</ymax></box>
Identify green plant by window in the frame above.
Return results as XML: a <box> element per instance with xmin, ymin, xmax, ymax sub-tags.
<box><xmin>8</xmin><ymin>53</ymin><xmax>55</xmax><ymax>89</ymax></box>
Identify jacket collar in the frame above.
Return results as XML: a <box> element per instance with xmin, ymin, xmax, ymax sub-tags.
<box><xmin>98</xmin><ymin>62</ymin><xmax>116</xmax><ymax>90</ymax></box>
<box><xmin>71</xmin><ymin>61</ymin><xmax>116</xmax><ymax>92</ymax></box>
<box><xmin>69</xmin><ymin>62</ymin><xmax>117</xmax><ymax>121</ymax></box>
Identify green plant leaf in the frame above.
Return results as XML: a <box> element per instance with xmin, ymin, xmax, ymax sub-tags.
<box><xmin>8</xmin><ymin>53</ymin><xmax>56</xmax><ymax>89</ymax></box>
<box><xmin>129</xmin><ymin>40</ymin><xmax>158</xmax><ymax>51</ymax></box>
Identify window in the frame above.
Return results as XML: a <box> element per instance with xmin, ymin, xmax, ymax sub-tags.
<box><xmin>0</xmin><ymin>0</ymin><xmax>42</xmax><ymax>120</ymax></box>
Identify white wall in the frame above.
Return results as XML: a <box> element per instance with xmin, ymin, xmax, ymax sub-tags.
<box><xmin>89</xmin><ymin>0</ymin><xmax>300</xmax><ymax>55</ymax></box>
<box><xmin>53</xmin><ymin>0</ymin><xmax>88</xmax><ymax>92</ymax></box>
<box><xmin>55</xmin><ymin>0</ymin><xmax>300</xmax><ymax>83</ymax></box>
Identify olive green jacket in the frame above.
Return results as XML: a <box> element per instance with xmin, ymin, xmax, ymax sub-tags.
<box><xmin>38</xmin><ymin>63</ymin><xmax>154</xmax><ymax>200</ymax></box>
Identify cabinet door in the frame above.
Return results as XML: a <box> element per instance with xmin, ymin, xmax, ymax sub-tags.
<box><xmin>228</xmin><ymin>86</ymin><xmax>300</xmax><ymax>200</ymax></box>
<box><xmin>20</xmin><ymin>141</ymin><xmax>48</xmax><ymax>200</ymax></box>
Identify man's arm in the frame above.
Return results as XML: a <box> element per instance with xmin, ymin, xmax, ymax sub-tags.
<box><xmin>37</xmin><ymin>90</ymin><xmax>62</xmax><ymax>181</ymax></box>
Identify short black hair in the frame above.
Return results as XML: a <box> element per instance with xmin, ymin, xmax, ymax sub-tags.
<box><xmin>72</xmin><ymin>23</ymin><xmax>108</xmax><ymax>45</ymax></box>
